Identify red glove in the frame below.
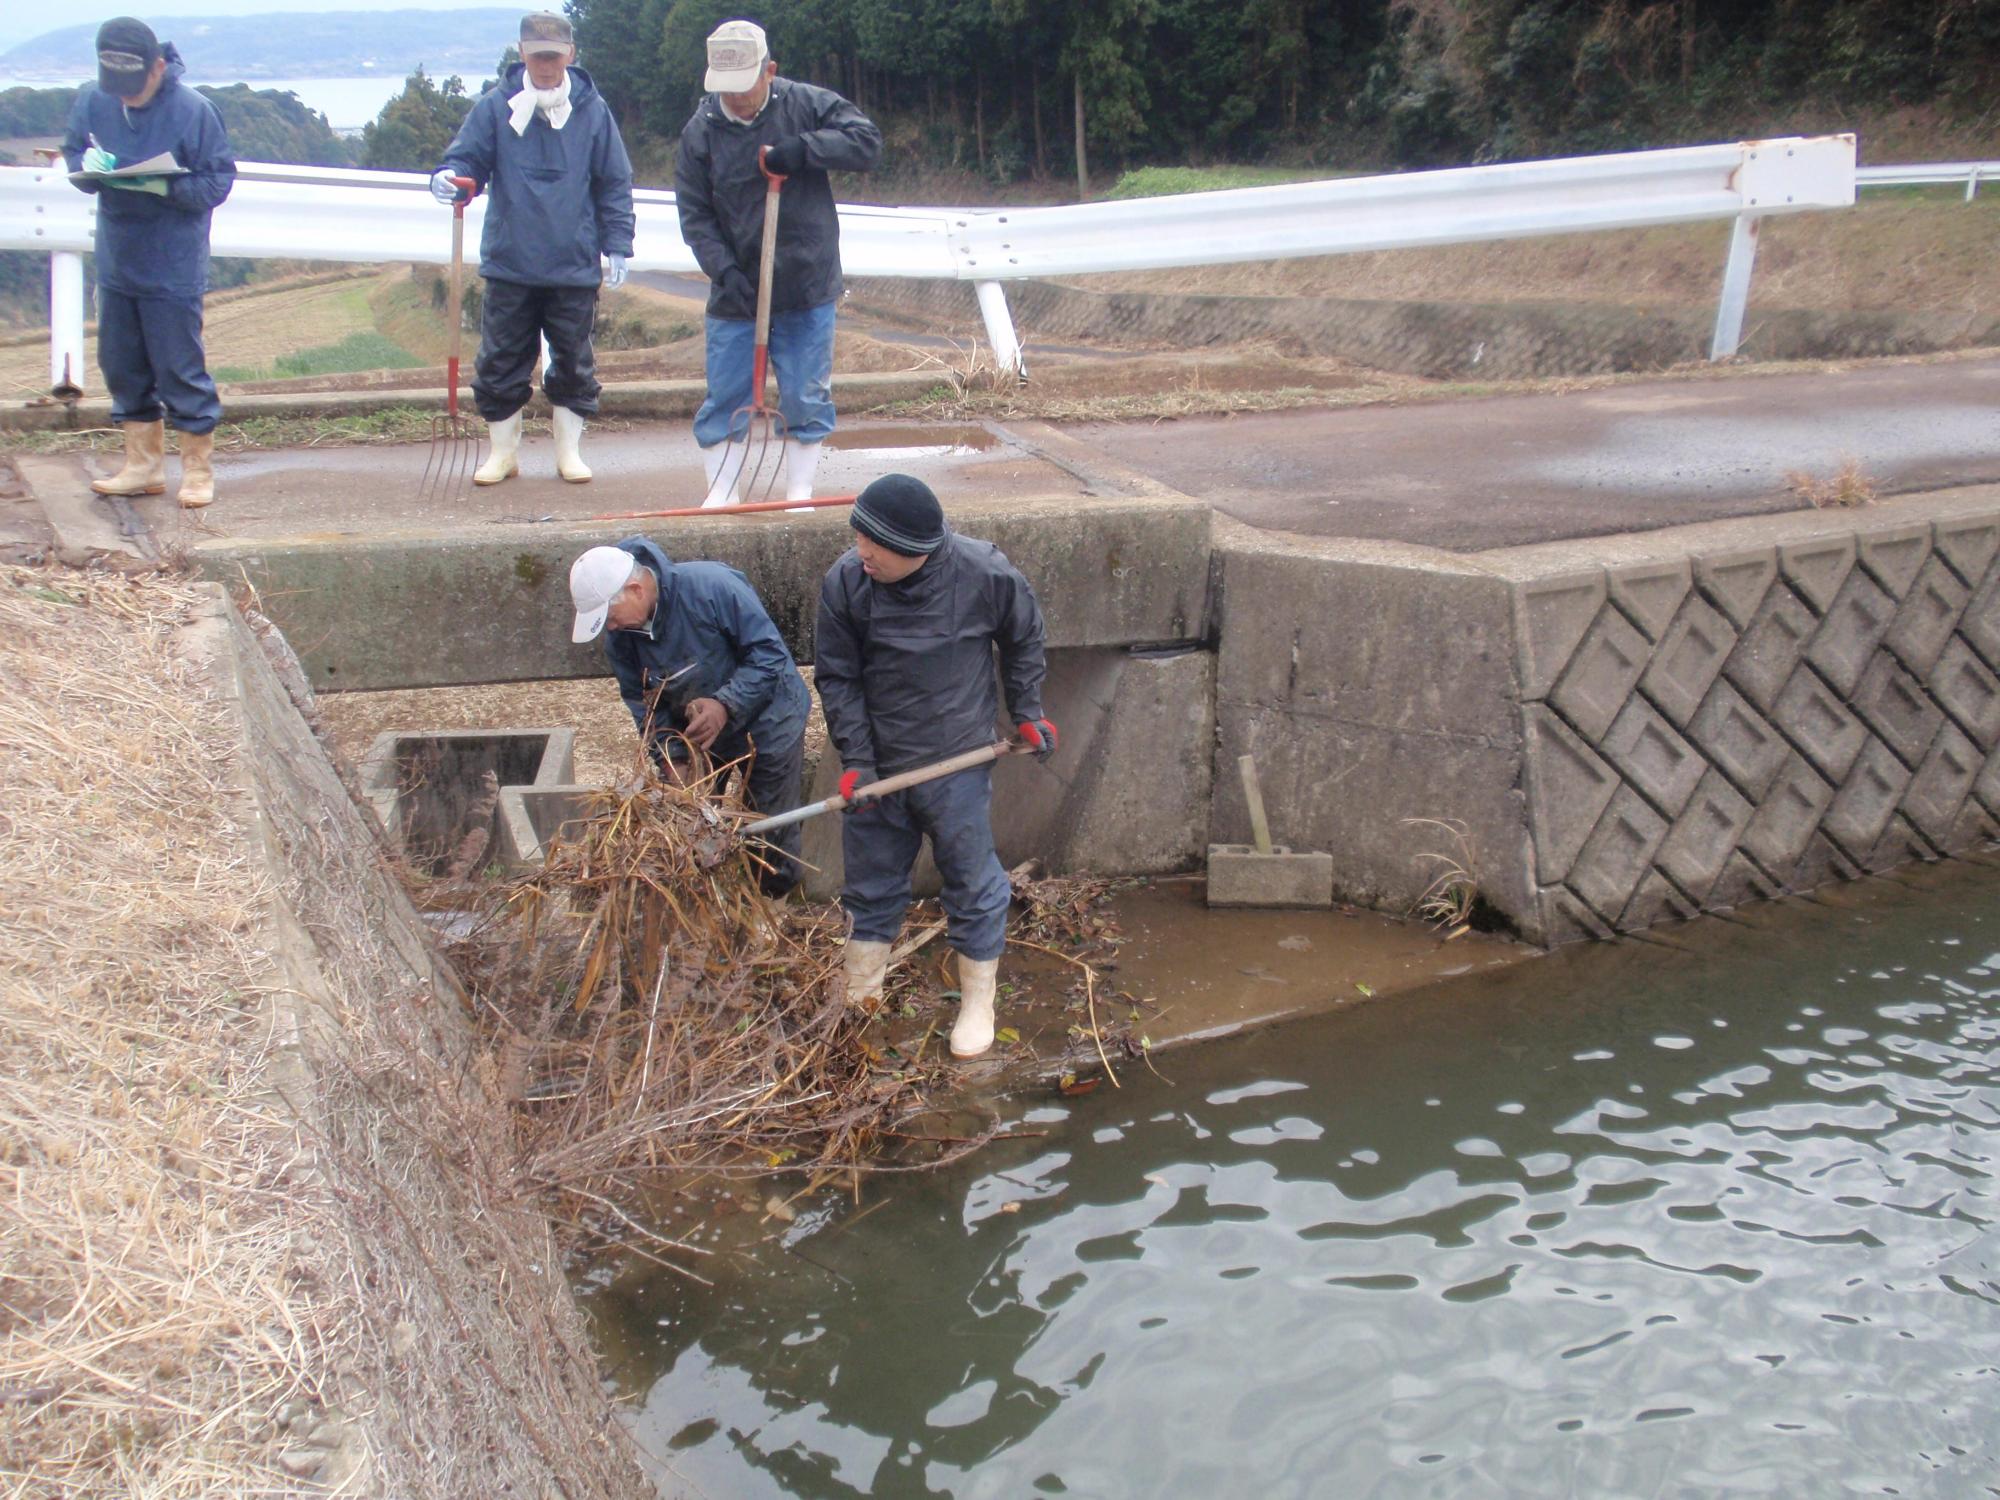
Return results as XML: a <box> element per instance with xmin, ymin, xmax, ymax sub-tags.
<box><xmin>1018</xmin><ymin>717</ymin><xmax>1058</xmax><ymax>760</ymax></box>
<box><xmin>838</xmin><ymin>767</ymin><xmax>866</xmax><ymax>801</ymax></box>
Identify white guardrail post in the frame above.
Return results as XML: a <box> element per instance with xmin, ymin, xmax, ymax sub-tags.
<box><xmin>2</xmin><ymin>137</ymin><xmax>1863</xmax><ymax>398</ymax></box>
<box><xmin>49</xmin><ymin>252</ymin><xmax>86</xmax><ymax>398</ymax></box>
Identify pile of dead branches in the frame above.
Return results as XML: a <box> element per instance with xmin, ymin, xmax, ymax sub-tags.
<box><xmin>452</xmin><ymin>767</ymin><xmax>973</xmax><ymax>1246</ymax></box>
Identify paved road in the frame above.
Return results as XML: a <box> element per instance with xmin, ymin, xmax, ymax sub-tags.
<box><xmin>1070</xmin><ymin>357</ymin><xmax>2000</xmax><ymax>551</ymax></box>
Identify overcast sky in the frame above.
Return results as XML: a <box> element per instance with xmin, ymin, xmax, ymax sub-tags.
<box><xmin>0</xmin><ymin>2</ymin><xmax>508</xmax><ymax>56</ymax></box>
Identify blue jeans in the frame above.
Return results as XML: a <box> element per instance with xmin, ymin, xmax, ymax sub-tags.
<box><xmin>97</xmin><ymin>289</ymin><xmax>220</xmax><ymax>433</ymax></box>
<box><xmin>841</xmin><ymin>765</ymin><xmax>1011</xmax><ymax>961</ymax></box>
<box><xmin>693</xmin><ymin>300</ymin><xmax>837</xmax><ymax>449</ymax></box>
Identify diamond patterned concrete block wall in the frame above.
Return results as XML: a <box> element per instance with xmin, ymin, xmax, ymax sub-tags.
<box><xmin>1515</xmin><ymin>506</ymin><xmax>2000</xmax><ymax>939</ymax></box>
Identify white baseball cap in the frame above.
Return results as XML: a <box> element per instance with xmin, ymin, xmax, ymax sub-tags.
<box><xmin>705</xmin><ymin>19</ymin><xmax>768</xmax><ymax>93</ymax></box>
<box><xmin>569</xmin><ymin>545</ymin><xmax>638</xmax><ymax>642</ymax></box>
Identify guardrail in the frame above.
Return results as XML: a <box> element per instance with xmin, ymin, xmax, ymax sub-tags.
<box><xmin>1856</xmin><ymin>161</ymin><xmax>1996</xmax><ymax>200</ymax></box>
<box><xmin>3</xmin><ymin>135</ymin><xmax>1855</xmax><ymax>396</ymax></box>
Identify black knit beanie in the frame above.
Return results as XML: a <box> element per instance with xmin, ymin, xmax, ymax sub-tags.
<box><xmin>851</xmin><ymin>473</ymin><xmax>946</xmax><ymax>557</ymax></box>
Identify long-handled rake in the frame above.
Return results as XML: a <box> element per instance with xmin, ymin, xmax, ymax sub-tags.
<box><xmin>419</xmin><ymin>175</ymin><xmax>479</xmax><ymax>504</ymax></box>
<box><xmin>703</xmin><ymin>146</ymin><xmax>790</xmax><ymax>508</ymax></box>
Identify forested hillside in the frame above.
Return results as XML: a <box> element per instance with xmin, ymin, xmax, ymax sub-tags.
<box><xmin>566</xmin><ymin>0</ymin><xmax>2000</xmax><ymax>192</ymax></box>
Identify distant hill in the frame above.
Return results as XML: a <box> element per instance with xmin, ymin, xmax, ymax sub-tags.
<box><xmin>0</xmin><ymin>9</ymin><xmax>518</xmax><ymax>80</ymax></box>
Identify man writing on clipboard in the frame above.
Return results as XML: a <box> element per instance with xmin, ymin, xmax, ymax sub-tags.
<box><xmin>62</xmin><ymin>17</ymin><xmax>236</xmax><ymax>508</ymax></box>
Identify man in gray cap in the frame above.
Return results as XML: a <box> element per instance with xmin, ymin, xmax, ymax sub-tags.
<box><xmin>676</xmin><ymin>19</ymin><xmax>880</xmax><ymax>507</ymax></box>
<box><xmin>814</xmin><ymin>474</ymin><xmax>1056</xmax><ymax>1058</ymax></box>
<box><xmin>62</xmin><ymin>17</ymin><xmax>235</xmax><ymax>507</ymax></box>
<box><xmin>432</xmin><ymin>11</ymin><xmax>635</xmax><ymax>485</ymax></box>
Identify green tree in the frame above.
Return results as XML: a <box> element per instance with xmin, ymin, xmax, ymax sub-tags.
<box><xmin>358</xmin><ymin>66</ymin><xmax>474</xmax><ymax>171</ymax></box>
<box><xmin>199</xmin><ymin>85</ymin><xmax>351</xmax><ymax>166</ymax></box>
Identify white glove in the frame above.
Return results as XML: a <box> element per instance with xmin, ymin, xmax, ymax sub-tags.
<box><xmin>602</xmin><ymin>253</ymin><xmax>628</xmax><ymax>289</ymax></box>
<box><xmin>430</xmin><ymin>169</ymin><xmax>466</xmax><ymax>205</ymax></box>
<box><xmin>82</xmin><ymin>145</ymin><xmax>117</xmax><ymax>174</ymax></box>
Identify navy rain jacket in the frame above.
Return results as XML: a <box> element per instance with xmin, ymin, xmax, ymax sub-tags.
<box><xmin>814</xmin><ymin>530</ymin><xmax>1047</xmax><ymax>778</ymax></box>
<box><xmin>438</xmin><ymin>63</ymin><xmax>636</xmax><ymax>288</ymax></box>
<box><xmin>604</xmin><ymin>538</ymin><xmax>810</xmax><ymax>765</ymax></box>
<box><xmin>675</xmin><ymin>77</ymin><xmax>881</xmax><ymax>321</ymax></box>
<box><xmin>61</xmin><ymin>46</ymin><xmax>236</xmax><ymax>298</ymax></box>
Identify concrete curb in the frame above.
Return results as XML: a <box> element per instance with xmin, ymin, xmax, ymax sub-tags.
<box><xmin>0</xmin><ymin>370</ymin><xmax>954</xmax><ymax>433</ymax></box>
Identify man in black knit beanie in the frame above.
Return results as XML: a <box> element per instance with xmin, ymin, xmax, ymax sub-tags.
<box><xmin>813</xmin><ymin>474</ymin><xmax>1058</xmax><ymax>1057</ymax></box>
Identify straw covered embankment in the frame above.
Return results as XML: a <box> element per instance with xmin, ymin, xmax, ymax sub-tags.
<box><xmin>0</xmin><ymin>565</ymin><xmax>647</xmax><ymax>1499</ymax></box>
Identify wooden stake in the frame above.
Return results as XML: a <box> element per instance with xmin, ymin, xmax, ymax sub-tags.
<box><xmin>1238</xmin><ymin>754</ymin><xmax>1274</xmax><ymax>856</ymax></box>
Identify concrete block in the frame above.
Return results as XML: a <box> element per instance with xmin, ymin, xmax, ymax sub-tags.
<box><xmin>1978</xmin><ymin>744</ymin><xmax>2000</xmax><ymax>821</ymax></box>
<box><xmin>1053</xmin><ymin>648</ymin><xmax>1214</xmax><ymax>875</ymax></box>
<box><xmin>1962</xmin><ymin>562</ymin><xmax>2000</xmax><ymax>670</ymax></box>
<box><xmin>1823</xmin><ymin>737</ymin><xmax>1914</xmax><ymax>860</ymax></box>
<box><xmin>1900</xmin><ymin>723</ymin><xmax>1981</xmax><ymax>847</ymax></box>
<box><xmin>1639</xmin><ymin>593</ymin><xmax>1736</xmax><ymax>728</ymax></box>
<box><xmin>1855</xmin><ymin>522</ymin><xmax>1932</xmax><ymax>598</ymax></box>
<box><xmin>1929</xmin><ymin>637</ymin><xmax>2000</xmax><ymax>750</ymax></box>
<box><xmin>1860</xmin><ymin>815</ymin><xmax>1935</xmax><ymax>875</ymax></box>
<box><xmin>1599</xmin><ymin>698</ymin><xmax>1706</xmax><ymax>817</ymax></box>
<box><xmin>1522</xmin><ymin>705</ymin><xmax>1619</xmax><ymax>885</ymax></box>
<box><xmin>197</xmin><ymin>495</ymin><xmax>1212</xmax><ymax>691</ymax></box>
<box><xmin>1932</xmin><ymin>514</ymin><xmax>2000</xmax><ymax>589</ymax></box>
<box><xmin>497</xmin><ymin>784</ymin><xmax>597</xmax><ymax>867</ymax></box>
<box><xmin>1655</xmin><ymin>768</ymin><xmax>1754</xmax><ymax>903</ymax></box>
<box><xmin>1789</xmin><ymin>831</ymin><xmax>1861</xmax><ymax>892</ymax></box>
<box><xmin>1566</xmin><ymin>786</ymin><xmax>1668</xmax><ymax>924</ymax></box>
<box><xmin>1851</xmin><ymin>655</ymin><xmax>1944</xmax><ymax>768</ymax></box>
<box><xmin>1772</xmin><ymin>667</ymin><xmax>1868</xmax><ymax>785</ymax></box>
<box><xmin>1607</xmin><ymin>559</ymin><xmax>1691</xmax><ymax>643</ymax></box>
<box><xmin>357</xmin><ymin>728</ymin><xmax>577</xmax><ymax>870</ymax></box>
<box><xmin>1694</xmin><ymin>546</ymin><xmax>1779</xmax><ymax>629</ymax></box>
<box><xmin>1706</xmin><ymin>850</ymin><xmax>1783</xmax><ymax>911</ymax></box>
<box><xmin>1206</xmin><ymin>845</ymin><xmax>1335</xmax><ymax>908</ymax></box>
<box><xmin>1738</xmin><ymin>753</ymin><xmax>1835</xmax><ymax>877</ymax></box>
<box><xmin>1946</xmin><ymin>798</ymin><xmax>1999</xmax><ymax>855</ymax></box>
<box><xmin>1514</xmin><ymin>571</ymin><xmax>1607</xmax><ymax>701</ymax></box>
<box><xmin>1691</xmin><ymin>679</ymin><xmax>1791</xmax><ymax>801</ymax></box>
<box><xmin>1537</xmin><ymin>884</ymin><xmax>1614</xmax><ymax>945</ymax></box>
<box><xmin>1805</xmin><ymin>568</ymin><xmax>1897</xmax><ymax>696</ymax></box>
<box><xmin>1722</xmin><ymin>583</ymin><xmax>1815</xmax><ymax>713</ymax></box>
<box><xmin>1884</xmin><ymin>557</ymin><xmax>1970</xmax><ymax>677</ymax></box>
<box><xmin>1550</xmin><ymin>607</ymin><xmax>1651</xmax><ymax>743</ymax></box>
<box><xmin>1619</xmin><ymin>870</ymin><xmax>1697</xmax><ymax>932</ymax></box>
<box><xmin>1778</xmin><ymin>533</ymin><xmax>1856</xmax><ymax>614</ymax></box>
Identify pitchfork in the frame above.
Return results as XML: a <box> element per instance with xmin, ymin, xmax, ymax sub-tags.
<box><xmin>419</xmin><ymin>175</ymin><xmax>479</xmax><ymax>503</ymax></box>
<box><xmin>703</xmin><ymin>146</ymin><xmax>790</xmax><ymax>507</ymax></box>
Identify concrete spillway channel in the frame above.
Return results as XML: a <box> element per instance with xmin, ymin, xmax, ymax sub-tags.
<box><xmin>175</xmin><ymin>452</ymin><xmax>2000</xmax><ymax>1493</ymax></box>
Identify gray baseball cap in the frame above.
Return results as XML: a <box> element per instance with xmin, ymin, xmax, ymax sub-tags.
<box><xmin>519</xmin><ymin>11</ymin><xmax>574</xmax><ymax>55</ymax></box>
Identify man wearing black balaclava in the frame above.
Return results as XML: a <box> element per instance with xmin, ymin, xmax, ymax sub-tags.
<box><xmin>813</xmin><ymin>474</ymin><xmax>1056</xmax><ymax>1059</ymax></box>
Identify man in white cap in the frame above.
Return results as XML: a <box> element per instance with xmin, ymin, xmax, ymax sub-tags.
<box><xmin>433</xmin><ymin>11</ymin><xmax>635</xmax><ymax>485</ymax></box>
<box><xmin>675</xmin><ymin>19</ymin><xmax>880</xmax><ymax>507</ymax></box>
<box><xmin>569</xmin><ymin>537</ymin><xmax>810</xmax><ymax>894</ymax></box>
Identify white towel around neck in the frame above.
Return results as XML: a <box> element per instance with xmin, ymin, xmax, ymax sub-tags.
<box><xmin>508</xmin><ymin>72</ymin><xmax>573</xmax><ymax>136</ymax></box>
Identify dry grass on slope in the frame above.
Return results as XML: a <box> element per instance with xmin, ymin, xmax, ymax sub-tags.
<box><xmin>0</xmin><ymin>568</ymin><xmax>317</xmax><ymax>1498</ymax></box>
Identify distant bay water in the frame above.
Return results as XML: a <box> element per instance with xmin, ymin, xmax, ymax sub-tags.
<box><xmin>1</xmin><ymin>74</ymin><xmax>413</xmax><ymax>132</ymax></box>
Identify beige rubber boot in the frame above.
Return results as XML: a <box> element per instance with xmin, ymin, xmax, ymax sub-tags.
<box><xmin>473</xmin><ymin>412</ymin><xmax>522</xmax><ymax>486</ymax></box>
<box><xmin>700</xmin><ymin>439</ymin><xmax>745</xmax><ymax>508</ymax></box>
<box><xmin>783</xmin><ymin>437</ymin><xmax>822</xmax><ymax>510</ymax></box>
<box><xmin>843</xmin><ymin>938</ymin><xmax>892</xmax><ymax>1010</ymax></box>
<box><xmin>552</xmin><ymin>405</ymin><xmax>592</xmax><ymax>483</ymax></box>
<box><xmin>951</xmin><ymin>955</ymin><xmax>1000</xmax><ymax>1058</ymax></box>
<box><xmin>91</xmin><ymin>419</ymin><xmax>166</xmax><ymax>497</ymax></box>
<box><xmin>175</xmin><ymin>430</ymin><xmax>215</xmax><ymax>509</ymax></box>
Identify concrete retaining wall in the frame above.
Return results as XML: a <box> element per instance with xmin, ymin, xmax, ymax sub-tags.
<box><xmin>848</xmin><ymin>277</ymin><xmax>2000</xmax><ymax>381</ymax></box>
<box><xmin>1210</xmin><ymin>489</ymin><xmax>2000</xmax><ymax>943</ymax></box>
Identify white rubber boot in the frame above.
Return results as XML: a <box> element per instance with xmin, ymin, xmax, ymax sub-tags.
<box><xmin>951</xmin><ymin>955</ymin><xmax>1000</xmax><ymax>1059</ymax></box>
<box><xmin>784</xmin><ymin>438</ymin><xmax>823</xmax><ymax>511</ymax></box>
<box><xmin>552</xmin><ymin>405</ymin><xmax>592</xmax><ymax>483</ymax></box>
<box><xmin>91</xmin><ymin>419</ymin><xmax>166</xmax><ymax>497</ymax></box>
<box><xmin>472</xmin><ymin>412</ymin><xmax>522</xmax><ymax>486</ymax></box>
<box><xmin>700</xmin><ymin>439</ymin><xmax>746</xmax><ymax>509</ymax></box>
<box><xmin>843</xmin><ymin>938</ymin><xmax>892</xmax><ymax>1010</ymax></box>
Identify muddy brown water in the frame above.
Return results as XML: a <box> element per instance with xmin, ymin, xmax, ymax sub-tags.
<box><xmin>581</xmin><ymin>858</ymin><xmax>2000</xmax><ymax>1498</ymax></box>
